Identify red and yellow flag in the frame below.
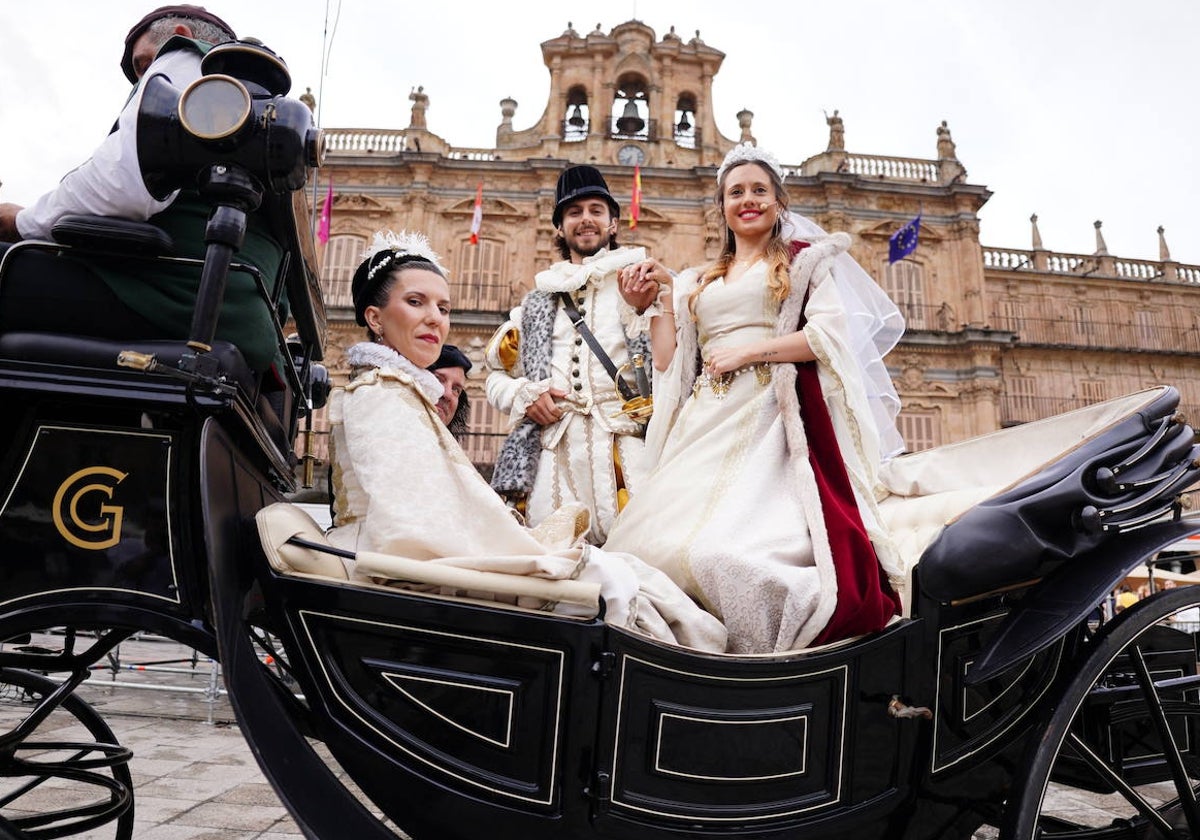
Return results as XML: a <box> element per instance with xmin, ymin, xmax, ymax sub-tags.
<box><xmin>629</xmin><ymin>165</ymin><xmax>641</xmax><ymax>230</ymax></box>
<box><xmin>469</xmin><ymin>183</ymin><xmax>483</xmax><ymax>244</ymax></box>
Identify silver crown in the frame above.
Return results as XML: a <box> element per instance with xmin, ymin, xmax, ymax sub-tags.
<box><xmin>716</xmin><ymin>142</ymin><xmax>784</xmax><ymax>183</ymax></box>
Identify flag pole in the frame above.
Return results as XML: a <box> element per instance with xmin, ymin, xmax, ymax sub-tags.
<box><xmin>309</xmin><ymin>0</ymin><xmax>341</xmax><ymax>235</ymax></box>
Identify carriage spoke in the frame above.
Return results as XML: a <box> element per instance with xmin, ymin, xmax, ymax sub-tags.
<box><xmin>1130</xmin><ymin>645</ymin><xmax>1200</xmax><ymax>833</ymax></box>
<box><xmin>1062</xmin><ymin>731</ymin><xmax>1175</xmax><ymax>836</ymax></box>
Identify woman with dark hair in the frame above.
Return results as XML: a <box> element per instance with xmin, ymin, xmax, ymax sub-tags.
<box><xmin>606</xmin><ymin>145</ymin><xmax>906</xmax><ymax>654</ymax></box>
<box><xmin>323</xmin><ymin>231</ymin><xmax>725</xmax><ymax>652</ymax></box>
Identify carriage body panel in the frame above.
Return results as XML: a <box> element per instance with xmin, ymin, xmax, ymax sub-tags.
<box><xmin>0</xmin><ymin>362</ymin><xmax>211</xmax><ymax>632</ymax></box>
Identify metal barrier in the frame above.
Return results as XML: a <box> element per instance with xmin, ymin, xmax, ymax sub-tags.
<box><xmin>2</xmin><ymin>631</ymin><xmax>229</xmax><ymax>723</ymax></box>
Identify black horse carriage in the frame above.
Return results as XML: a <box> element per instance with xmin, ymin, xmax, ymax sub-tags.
<box><xmin>1</xmin><ymin>41</ymin><xmax>1200</xmax><ymax>840</ymax></box>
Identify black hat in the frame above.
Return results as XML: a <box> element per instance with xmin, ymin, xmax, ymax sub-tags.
<box><xmin>429</xmin><ymin>344</ymin><xmax>472</xmax><ymax>374</ymax></box>
<box><xmin>552</xmin><ymin>165</ymin><xmax>620</xmax><ymax>228</ymax></box>
<box><xmin>122</xmin><ymin>5</ymin><xmax>236</xmax><ymax>83</ymax></box>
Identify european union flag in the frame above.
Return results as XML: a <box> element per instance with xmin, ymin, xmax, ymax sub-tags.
<box><xmin>888</xmin><ymin>214</ymin><xmax>921</xmax><ymax>263</ymax></box>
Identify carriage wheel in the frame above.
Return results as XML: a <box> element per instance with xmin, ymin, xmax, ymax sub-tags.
<box><xmin>0</xmin><ymin>666</ymin><xmax>135</xmax><ymax>839</ymax></box>
<box><xmin>1001</xmin><ymin>585</ymin><xmax>1200</xmax><ymax>839</ymax></box>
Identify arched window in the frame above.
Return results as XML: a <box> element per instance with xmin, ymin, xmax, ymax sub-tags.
<box><xmin>563</xmin><ymin>85</ymin><xmax>589</xmax><ymax>142</ymax></box>
<box><xmin>612</xmin><ymin>75</ymin><xmax>649</xmax><ymax>140</ymax></box>
<box><xmin>321</xmin><ymin>234</ymin><xmax>366</xmax><ymax>308</ymax></box>
<box><xmin>453</xmin><ymin>239</ymin><xmax>510</xmax><ymax>312</ymax></box>
<box><xmin>883</xmin><ymin>259</ymin><xmax>927</xmax><ymax>328</ymax></box>
<box><xmin>674</xmin><ymin>93</ymin><xmax>697</xmax><ymax>148</ymax></box>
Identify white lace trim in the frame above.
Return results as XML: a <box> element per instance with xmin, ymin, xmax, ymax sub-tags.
<box><xmin>346</xmin><ymin>341</ymin><xmax>444</xmax><ymax>404</ymax></box>
<box><xmin>535</xmin><ymin>246</ymin><xmax>646</xmax><ymax>293</ymax></box>
<box><xmin>510</xmin><ymin>378</ymin><xmax>553</xmax><ymax>426</ymax></box>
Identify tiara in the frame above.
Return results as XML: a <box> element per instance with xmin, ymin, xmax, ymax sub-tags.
<box><xmin>716</xmin><ymin>142</ymin><xmax>784</xmax><ymax>183</ymax></box>
<box><xmin>361</xmin><ymin>230</ymin><xmax>447</xmax><ymax>281</ymax></box>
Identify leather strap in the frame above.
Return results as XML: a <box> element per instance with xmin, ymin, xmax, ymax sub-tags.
<box><xmin>556</xmin><ymin>292</ymin><xmax>635</xmax><ymax>400</ymax></box>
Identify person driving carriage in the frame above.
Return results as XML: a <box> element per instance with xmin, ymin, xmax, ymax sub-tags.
<box><xmin>322</xmin><ymin>230</ymin><xmax>726</xmax><ymax>652</ymax></box>
<box><xmin>0</xmin><ymin>4</ymin><xmax>288</xmax><ymax>376</ymax></box>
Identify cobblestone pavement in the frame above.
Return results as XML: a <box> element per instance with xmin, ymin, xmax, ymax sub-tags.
<box><xmin>0</xmin><ymin>634</ymin><xmax>1159</xmax><ymax>839</ymax></box>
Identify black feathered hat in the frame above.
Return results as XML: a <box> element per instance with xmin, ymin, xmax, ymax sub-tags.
<box><xmin>552</xmin><ymin>165</ymin><xmax>620</xmax><ymax>228</ymax></box>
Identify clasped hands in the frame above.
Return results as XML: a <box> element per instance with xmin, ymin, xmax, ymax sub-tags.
<box><xmin>618</xmin><ymin>258</ymin><xmax>671</xmax><ymax>314</ymax></box>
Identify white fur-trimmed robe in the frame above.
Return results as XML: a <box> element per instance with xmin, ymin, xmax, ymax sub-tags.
<box><xmin>605</xmin><ymin>234</ymin><xmax>901</xmax><ymax>653</ymax></box>
<box><xmin>484</xmin><ymin>247</ymin><xmax>651</xmax><ymax>543</ymax></box>
<box><xmin>326</xmin><ymin>343</ymin><xmax>726</xmax><ymax>652</ymax></box>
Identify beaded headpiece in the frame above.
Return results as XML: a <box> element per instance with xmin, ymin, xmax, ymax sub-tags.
<box><xmin>716</xmin><ymin>142</ymin><xmax>784</xmax><ymax>183</ymax></box>
<box><xmin>360</xmin><ymin>230</ymin><xmax>446</xmax><ymax>279</ymax></box>
<box><xmin>351</xmin><ymin>230</ymin><xmax>447</xmax><ymax>326</ymax></box>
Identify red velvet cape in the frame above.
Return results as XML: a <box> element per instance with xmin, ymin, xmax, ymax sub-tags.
<box><xmin>789</xmin><ymin>240</ymin><xmax>901</xmax><ymax>644</ymax></box>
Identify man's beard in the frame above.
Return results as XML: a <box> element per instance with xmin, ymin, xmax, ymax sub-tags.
<box><xmin>569</xmin><ymin>230</ymin><xmax>610</xmax><ymax>259</ymax></box>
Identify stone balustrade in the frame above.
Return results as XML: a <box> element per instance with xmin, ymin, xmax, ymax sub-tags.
<box><xmin>841</xmin><ymin>154</ymin><xmax>940</xmax><ymax>182</ymax></box>
<box><xmin>983</xmin><ymin>247</ymin><xmax>1199</xmax><ymax>285</ymax></box>
<box><xmin>322</xmin><ymin>130</ymin><xmax>505</xmax><ymax>160</ymax></box>
<box><xmin>447</xmin><ymin>148</ymin><xmax>499</xmax><ymax>161</ymax></box>
<box><xmin>323</xmin><ymin>129</ymin><xmax>410</xmax><ymax>154</ymax></box>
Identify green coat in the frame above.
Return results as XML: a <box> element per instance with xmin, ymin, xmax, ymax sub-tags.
<box><xmin>86</xmin><ymin>34</ymin><xmax>289</xmax><ymax>375</ymax></box>
<box><xmin>90</xmin><ymin>192</ymin><xmax>287</xmax><ymax>374</ymax></box>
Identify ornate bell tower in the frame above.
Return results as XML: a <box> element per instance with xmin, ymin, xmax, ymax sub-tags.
<box><xmin>495</xmin><ymin>21</ymin><xmax>743</xmax><ymax>168</ymax></box>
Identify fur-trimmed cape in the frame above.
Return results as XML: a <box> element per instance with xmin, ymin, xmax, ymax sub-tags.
<box><xmin>634</xmin><ymin>232</ymin><xmax>901</xmax><ymax>649</ymax></box>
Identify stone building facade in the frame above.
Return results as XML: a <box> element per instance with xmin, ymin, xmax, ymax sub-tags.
<box><xmin>301</xmin><ymin>19</ymin><xmax>1200</xmax><ymax>482</ymax></box>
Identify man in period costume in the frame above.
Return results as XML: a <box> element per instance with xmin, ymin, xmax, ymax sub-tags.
<box><xmin>485</xmin><ymin>165</ymin><xmax>663</xmax><ymax>543</ymax></box>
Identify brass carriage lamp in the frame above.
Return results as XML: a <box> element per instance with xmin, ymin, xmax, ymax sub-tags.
<box><xmin>133</xmin><ymin>39</ymin><xmax>325</xmax><ymax>378</ymax></box>
<box><xmin>136</xmin><ymin>40</ymin><xmax>324</xmax><ymax>201</ymax></box>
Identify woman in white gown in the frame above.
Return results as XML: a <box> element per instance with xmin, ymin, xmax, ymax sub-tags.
<box><xmin>324</xmin><ymin>231</ymin><xmax>726</xmax><ymax>653</ymax></box>
<box><xmin>605</xmin><ymin>145</ymin><xmax>906</xmax><ymax>654</ymax></box>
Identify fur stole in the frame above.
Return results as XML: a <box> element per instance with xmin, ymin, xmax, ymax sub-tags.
<box><xmin>345</xmin><ymin>341</ymin><xmax>444</xmax><ymax>405</ymax></box>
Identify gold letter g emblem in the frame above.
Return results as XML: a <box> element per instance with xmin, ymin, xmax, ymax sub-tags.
<box><xmin>52</xmin><ymin>466</ymin><xmax>128</xmax><ymax>551</ymax></box>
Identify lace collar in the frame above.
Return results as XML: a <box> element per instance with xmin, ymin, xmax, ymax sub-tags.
<box><xmin>346</xmin><ymin>341</ymin><xmax>444</xmax><ymax>404</ymax></box>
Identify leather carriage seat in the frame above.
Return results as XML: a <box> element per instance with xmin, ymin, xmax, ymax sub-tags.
<box><xmin>50</xmin><ymin>214</ymin><xmax>176</xmax><ymax>256</ymax></box>
<box><xmin>254</xmin><ymin>502</ymin><xmax>603</xmax><ymax>615</ymax></box>
<box><xmin>0</xmin><ymin>221</ymin><xmax>293</xmax><ymax>452</ymax></box>
<box><xmin>256</xmin><ymin>502</ymin><xmax>352</xmax><ymax>581</ymax></box>
<box><xmin>0</xmin><ymin>332</ymin><xmax>258</xmax><ymax>396</ymax></box>
<box><xmin>877</xmin><ymin>386</ymin><xmax>1189</xmax><ymax>608</ymax></box>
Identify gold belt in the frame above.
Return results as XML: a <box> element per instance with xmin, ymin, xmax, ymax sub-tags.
<box><xmin>693</xmin><ymin>363</ymin><xmax>772</xmax><ymax>399</ymax></box>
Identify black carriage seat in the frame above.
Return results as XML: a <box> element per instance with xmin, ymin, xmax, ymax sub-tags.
<box><xmin>254</xmin><ymin>502</ymin><xmax>603</xmax><ymax>616</ymax></box>
<box><xmin>50</xmin><ymin>214</ymin><xmax>176</xmax><ymax>256</ymax></box>
<box><xmin>0</xmin><ymin>218</ymin><xmax>293</xmax><ymax>453</ymax></box>
<box><xmin>878</xmin><ymin>386</ymin><xmax>1199</xmax><ymax>606</ymax></box>
<box><xmin>0</xmin><ymin>331</ymin><xmax>290</xmax><ymax>451</ymax></box>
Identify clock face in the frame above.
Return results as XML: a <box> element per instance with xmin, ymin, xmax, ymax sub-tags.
<box><xmin>617</xmin><ymin>144</ymin><xmax>645</xmax><ymax>166</ymax></box>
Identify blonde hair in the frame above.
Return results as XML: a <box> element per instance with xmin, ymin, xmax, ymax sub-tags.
<box><xmin>689</xmin><ymin>161</ymin><xmax>792</xmax><ymax>320</ymax></box>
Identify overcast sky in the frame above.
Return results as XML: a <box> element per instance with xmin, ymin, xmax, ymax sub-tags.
<box><xmin>2</xmin><ymin>0</ymin><xmax>1195</xmax><ymax>263</ymax></box>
